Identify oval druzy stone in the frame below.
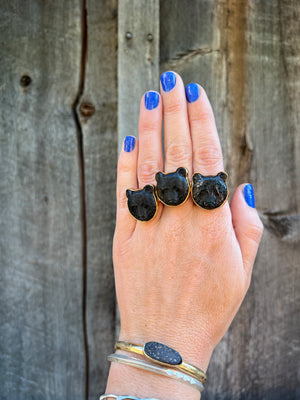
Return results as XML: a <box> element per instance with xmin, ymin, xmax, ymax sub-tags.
<box><xmin>144</xmin><ymin>342</ymin><xmax>182</xmax><ymax>365</ymax></box>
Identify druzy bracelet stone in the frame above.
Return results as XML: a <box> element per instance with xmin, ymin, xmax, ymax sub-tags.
<box><xmin>115</xmin><ymin>341</ymin><xmax>207</xmax><ymax>385</ymax></box>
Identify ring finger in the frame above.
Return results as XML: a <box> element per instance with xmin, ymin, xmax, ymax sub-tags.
<box><xmin>185</xmin><ymin>83</ymin><xmax>230</xmax><ymax>215</ymax></box>
<box><xmin>185</xmin><ymin>83</ymin><xmax>224</xmax><ymax>175</ymax></box>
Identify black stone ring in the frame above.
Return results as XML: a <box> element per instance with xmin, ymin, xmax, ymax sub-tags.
<box><xmin>192</xmin><ymin>172</ymin><xmax>229</xmax><ymax>210</ymax></box>
<box><xmin>155</xmin><ymin>167</ymin><xmax>190</xmax><ymax>207</ymax></box>
<box><xmin>126</xmin><ymin>185</ymin><xmax>158</xmax><ymax>222</ymax></box>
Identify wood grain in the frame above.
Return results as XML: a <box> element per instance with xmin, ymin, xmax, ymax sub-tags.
<box><xmin>79</xmin><ymin>0</ymin><xmax>118</xmax><ymax>398</ymax></box>
<box><xmin>0</xmin><ymin>1</ymin><xmax>86</xmax><ymax>399</ymax></box>
<box><xmin>118</xmin><ymin>0</ymin><xmax>160</xmax><ymax>150</ymax></box>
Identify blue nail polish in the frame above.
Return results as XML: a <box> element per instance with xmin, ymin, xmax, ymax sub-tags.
<box><xmin>185</xmin><ymin>83</ymin><xmax>200</xmax><ymax>103</ymax></box>
<box><xmin>145</xmin><ymin>91</ymin><xmax>159</xmax><ymax>110</ymax></box>
<box><xmin>124</xmin><ymin>136</ymin><xmax>136</xmax><ymax>152</ymax></box>
<box><xmin>160</xmin><ymin>71</ymin><xmax>176</xmax><ymax>92</ymax></box>
<box><xmin>244</xmin><ymin>184</ymin><xmax>255</xmax><ymax>208</ymax></box>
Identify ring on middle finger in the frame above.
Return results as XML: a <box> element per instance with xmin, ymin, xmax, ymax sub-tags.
<box><xmin>155</xmin><ymin>167</ymin><xmax>191</xmax><ymax>207</ymax></box>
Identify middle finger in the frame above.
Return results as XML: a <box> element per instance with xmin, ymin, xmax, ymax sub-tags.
<box><xmin>160</xmin><ymin>72</ymin><xmax>192</xmax><ymax>176</ymax></box>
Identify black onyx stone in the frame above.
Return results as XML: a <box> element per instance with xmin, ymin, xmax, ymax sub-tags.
<box><xmin>126</xmin><ymin>185</ymin><xmax>157</xmax><ymax>221</ymax></box>
<box><xmin>144</xmin><ymin>342</ymin><xmax>182</xmax><ymax>365</ymax></box>
<box><xmin>155</xmin><ymin>167</ymin><xmax>190</xmax><ymax>206</ymax></box>
<box><xmin>192</xmin><ymin>172</ymin><xmax>228</xmax><ymax>210</ymax></box>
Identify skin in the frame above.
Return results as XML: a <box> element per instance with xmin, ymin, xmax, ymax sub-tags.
<box><xmin>106</xmin><ymin>72</ymin><xmax>263</xmax><ymax>400</ymax></box>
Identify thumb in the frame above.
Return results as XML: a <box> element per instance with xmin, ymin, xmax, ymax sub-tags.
<box><xmin>231</xmin><ymin>184</ymin><xmax>264</xmax><ymax>278</ymax></box>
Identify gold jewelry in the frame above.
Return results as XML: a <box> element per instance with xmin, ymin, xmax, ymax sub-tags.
<box><xmin>155</xmin><ymin>167</ymin><xmax>191</xmax><ymax>207</ymax></box>
<box><xmin>115</xmin><ymin>341</ymin><xmax>207</xmax><ymax>385</ymax></box>
<box><xmin>192</xmin><ymin>171</ymin><xmax>229</xmax><ymax>210</ymax></box>
<box><xmin>126</xmin><ymin>185</ymin><xmax>158</xmax><ymax>222</ymax></box>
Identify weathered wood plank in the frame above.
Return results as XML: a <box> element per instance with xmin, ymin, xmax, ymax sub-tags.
<box><xmin>118</xmin><ymin>0</ymin><xmax>160</xmax><ymax>150</ymax></box>
<box><xmin>160</xmin><ymin>1</ymin><xmax>299</xmax><ymax>399</ymax></box>
<box><xmin>0</xmin><ymin>1</ymin><xmax>86</xmax><ymax>399</ymax></box>
<box><xmin>160</xmin><ymin>0</ymin><xmax>230</xmax><ymax>173</ymax></box>
<box><xmin>79</xmin><ymin>0</ymin><xmax>118</xmax><ymax>398</ymax></box>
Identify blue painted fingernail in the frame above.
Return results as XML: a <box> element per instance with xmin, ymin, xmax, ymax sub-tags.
<box><xmin>160</xmin><ymin>71</ymin><xmax>176</xmax><ymax>92</ymax></box>
<box><xmin>124</xmin><ymin>136</ymin><xmax>136</xmax><ymax>152</ymax></box>
<box><xmin>244</xmin><ymin>184</ymin><xmax>255</xmax><ymax>208</ymax></box>
<box><xmin>145</xmin><ymin>91</ymin><xmax>159</xmax><ymax>110</ymax></box>
<box><xmin>185</xmin><ymin>83</ymin><xmax>200</xmax><ymax>103</ymax></box>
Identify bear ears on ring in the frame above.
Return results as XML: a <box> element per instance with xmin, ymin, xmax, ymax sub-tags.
<box><xmin>126</xmin><ymin>185</ymin><xmax>155</xmax><ymax>197</ymax></box>
<box><xmin>155</xmin><ymin>167</ymin><xmax>188</xmax><ymax>181</ymax></box>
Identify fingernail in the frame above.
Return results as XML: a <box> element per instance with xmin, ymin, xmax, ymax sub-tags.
<box><xmin>185</xmin><ymin>83</ymin><xmax>200</xmax><ymax>103</ymax></box>
<box><xmin>145</xmin><ymin>91</ymin><xmax>159</xmax><ymax>110</ymax></box>
<box><xmin>124</xmin><ymin>136</ymin><xmax>136</xmax><ymax>152</ymax></box>
<box><xmin>244</xmin><ymin>184</ymin><xmax>255</xmax><ymax>208</ymax></box>
<box><xmin>160</xmin><ymin>71</ymin><xmax>176</xmax><ymax>92</ymax></box>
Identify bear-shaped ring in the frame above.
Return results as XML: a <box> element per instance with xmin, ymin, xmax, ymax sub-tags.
<box><xmin>192</xmin><ymin>171</ymin><xmax>228</xmax><ymax>210</ymax></box>
<box><xmin>126</xmin><ymin>184</ymin><xmax>158</xmax><ymax>221</ymax></box>
<box><xmin>155</xmin><ymin>167</ymin><xmax>190</xmax><ymax>207</ymax></box>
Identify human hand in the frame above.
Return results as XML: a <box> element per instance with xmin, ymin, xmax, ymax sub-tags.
<box><xmin>106</xmin><ymin>72</ymin><xmax>263</xmax><ymax>399</ymax></box>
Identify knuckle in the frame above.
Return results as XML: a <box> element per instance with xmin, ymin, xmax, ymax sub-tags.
<box><xmin>190</xmin><ymin>109</ymin><xmax>214</xmax><ymax>127</ymax></box>
<box><xmin>194</xmin><ymin>144</ymin><xmax>222</xmax><ymax>170</ymax></box>
<box><xmin>119</xmin><ymin>190</ymin><xmax>128</xmax><ymax>208</ymax></box>
<box><xmin>118</xmin><ymin>157</ymin><xmax>133</xmax><ymax>175</ymax></box>
<box><xmin>139</xmin><ymin>161</ymin><xmax>157</xmax><ymax>183</ymax></box>
<box><xmin>164</xmin><ymin>99</ymin><xmax>185</xmax><ymax>116</ymax></box>
<box><xmin>247</xmin><ymin>221</ymin><xmax>264</xmax><ymax>243</ymax></box>
<box><xmin>140</xmin><ymin>118</ymin><xmax>160</xmax><ymax>134</ymax></box>
<box><xmin>166</xmin><ymin>143</ymin><xmax>190</xmax><ymax>165</ymax></box>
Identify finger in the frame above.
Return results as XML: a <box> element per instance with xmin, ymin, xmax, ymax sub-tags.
<box><xmin>185</xmin><ymin>83</ymin><xmax>224</xmax><ymax>175</ymax></box>
<box><xmin>116</xmin><ymin>136</ymin><xmax>138</xmax><ymax>237</ymax></box>
<box><xmin>160</xmin><ymin>71</ymin><xmax>192</xmax><ymax>175</ymax></box>
<box><xmin>138</xmin><ymin>91</ymin><xmax>163</xmax><ymax>187</ymax></box>
<box><xmin>231</xmin><ymin>184</ymin><xmax>264</xmax><ymax>279</ymax></box>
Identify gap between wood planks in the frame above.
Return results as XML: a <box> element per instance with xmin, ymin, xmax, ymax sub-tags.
<box><xmin>72</xmin><ymin>0</ymin><xmax>89</xmax><ymax>398</ymax></box>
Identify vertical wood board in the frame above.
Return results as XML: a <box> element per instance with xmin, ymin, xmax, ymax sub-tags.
<box><xmin>118</xmin><ymin>0</ymin><xmax>160</xmax><ymax>150</ymax></box>
<box><xmin>80</xmin><ymin>0</ymin><xmax>118</xmax><ymax>397</ymax></box>
<box><xmin>0</xmin><ymin>1</ymin><xmax>86</xmax><ymax>399</ymax></box>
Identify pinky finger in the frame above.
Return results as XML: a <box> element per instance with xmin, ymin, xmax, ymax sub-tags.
<box><xmin>116</xmin><ymin>135</ymin><xmax>138</xmax><ymax>238</ymax></box>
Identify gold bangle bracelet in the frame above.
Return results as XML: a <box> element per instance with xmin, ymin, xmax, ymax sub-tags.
<box><xmin>115</xmin><ymin>341</ymin><xmax>207</xmax><ymax>385</ymax></box>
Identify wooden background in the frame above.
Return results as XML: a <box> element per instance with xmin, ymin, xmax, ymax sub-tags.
<box><xmin>0</xmin><ymin>0</ymin><xmax>299</xmax><ymax>399</ymax></box>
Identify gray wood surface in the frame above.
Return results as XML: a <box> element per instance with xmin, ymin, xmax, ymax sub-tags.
<box><xmin>0</xmin><ymin>1</ymin><xmax>86</xmax><ymax>399</ymax></box>
<box><xmin>0</xmin><ymin>1</ymin><xmax>299</xmax><ymax>399</ymax></box>
<box><xmin>80</xmin><ymin>1</ymin><xmax>118</xmax><ymax>398</ymax></box>
<box><xmin>118</xmin><ymin>0</ymin><xmax>160</xmax><ymax>149</ymax></box>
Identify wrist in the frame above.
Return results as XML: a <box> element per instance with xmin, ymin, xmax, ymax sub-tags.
<box><xmin>105</xmin><ymin>334</ymin><xmax>213</xmax><ymax>400</ymax></box>
<box><xmin>106</xmin><ymin>362</ymin><xmax>202</xmax><ymax>400</ymax></box>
